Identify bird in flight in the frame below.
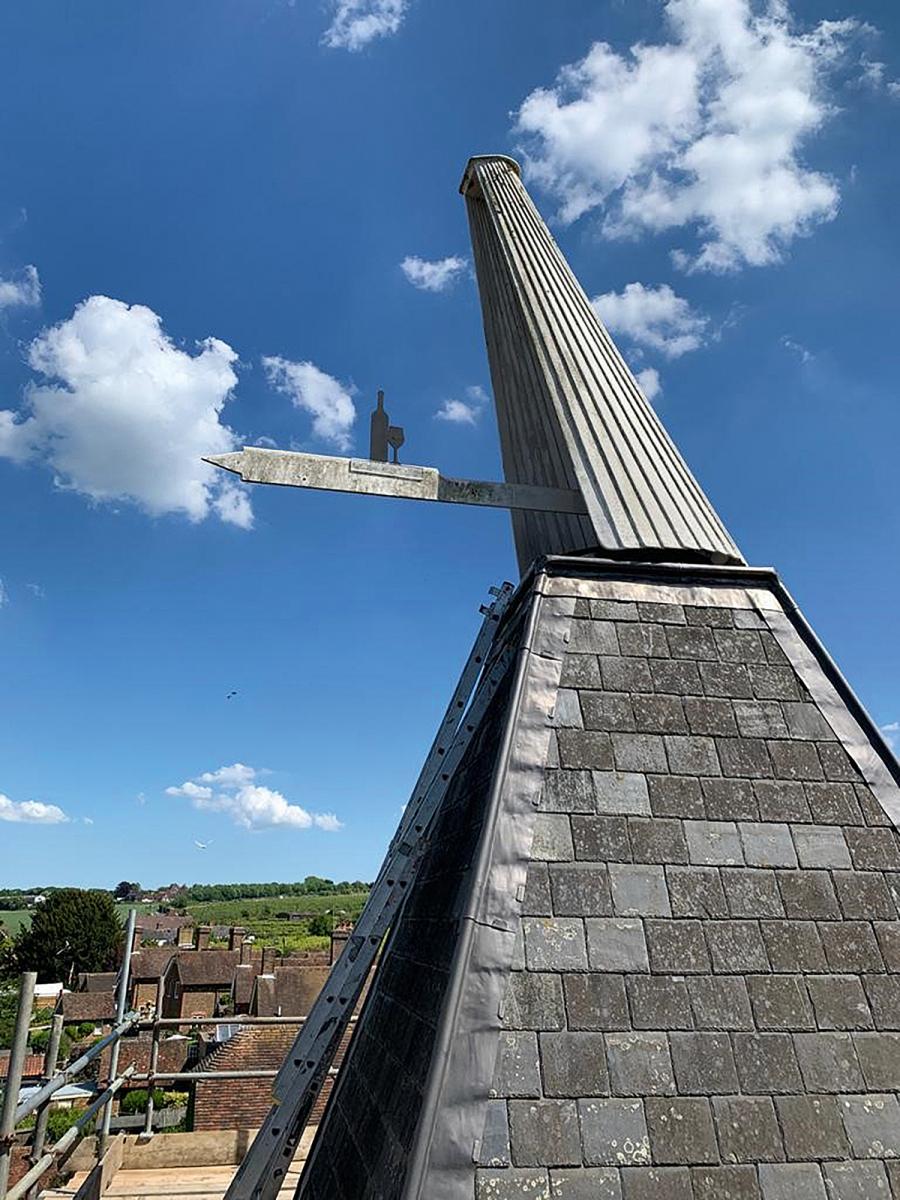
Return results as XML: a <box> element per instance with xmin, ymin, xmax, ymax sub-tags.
<box><xmin>194</xmin><ymin>839</ymin><xmax>213</xmax><ymax>850</ymax></box>
<box><xmin>226</xmin><ymin>690</ymin><xmax>238</xmax><ymax>700</ymax></box>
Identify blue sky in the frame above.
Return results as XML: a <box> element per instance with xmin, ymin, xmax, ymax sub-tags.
<box><xmin>0</xmin><ymin>0</ymin><xmax>898</xmax><ymax>889</ymax></box>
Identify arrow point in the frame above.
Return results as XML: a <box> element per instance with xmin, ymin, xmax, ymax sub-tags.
<box><xmin>203</xmin><ymin>451</ymin><xmax>245</xmax><ymax>475</ymax></box>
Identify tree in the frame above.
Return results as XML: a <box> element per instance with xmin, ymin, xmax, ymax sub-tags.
<box><xmin>12</xmin><ymin>889</ymin><xmax>123</xmax><ymax>983</ymax></box>
<box><xmin>113</xmin><ymin>881</ymin><xmax>141</xmax><ymax>901</ymax></box>
<box><xmin>308</xmin><ymin>914</ymin><xmax>332</xmax><ymax>938</ymax></box>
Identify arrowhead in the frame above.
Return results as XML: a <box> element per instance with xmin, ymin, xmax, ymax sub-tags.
<box><xmin>203</xmin><ymin>451</ymin><xmax>246</xmax><ymax>477</ymax></box>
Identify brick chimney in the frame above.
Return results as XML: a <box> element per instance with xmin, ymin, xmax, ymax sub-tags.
<box><xmin>229</xmin><ymin>926</ymin><xmax>246</xmax><ymax>953</ymax></box>
<box><xmin>240</xmin><ymin>940</ymin><xmax>253</xmax><ymax>965</ymax></box>
<box><xmin>132</xmin><ymin>923</ymin><xmax>142</xmax><ymax>954</ymax></box>
<box><xmin>177</xmin><ymin>923</ymin><xmax>195</xmax><ymax>948</ymax></box>
<box><xmin>261</xmin><ymin>946</ymin><xmax>277</xmax><ymax>974</ymax></box>
<box><xmin>196</xmin><ymin>925</ymin><xmax>211</xmax><ymax>952</ymax></box>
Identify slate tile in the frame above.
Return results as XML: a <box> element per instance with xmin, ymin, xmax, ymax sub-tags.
<box><xmin>760</xmin><ymin>920</ymin><xmax>827</xmax><ymax>973</ymax></box>
<box><xmin>593</xmin><ymin>772</ymin><xmax>651</xmax><ymax>816</ymax></box>
<box><xmin>476</xmin><ymin>1168</ymin><xmax>551</xmax><ymax>1199</ymax></box>
<box><xmin>669</xmin><ymin>1032</ymin><xmax>738</xmax><ymax>1095</ymax></box>
<box><xmin>733</xmin><ymin>700</ymin><xmax>788</xmax><ymax>738</ymax></box>
<box><xmin>700</xmin><ymin>661</ymin><xmax>753</xmax><ymax>699</ymax></box>
<box><xmin>550</xmin><ymin>1167</ymin><xmax>623</xmax><ymax>1199</ymax></box>
<box><xmin>819</xmin><ymin>921</ymin><xmax>884</xmax><ymax>973</ymax></box>
<box><xmin>758</xmin><ymin>1163</ymin><xmax>826</xmax><ymax>1200</ymax></box>
<box><xmin>550</xmin><ymin>864</ymin><xmax>613</xmax><ymax>917</ymax></box>
<box><xmin>864</xmin><ymin>976</ymin><xmax>900</xmax><ymax>1030</ymax></box>
<box><xmin>611</xmin><ymin>734</ymin><xmax>667</xmax><ymax>774</ymax></box>
<box><xmin>684</xmin><ymin>698</ymin><xmax>738</xmax><ymax>737</ymax></box>
<box><xmin>504</xmin><ymin>972</ymin><xmax>566</xmax><ymax>1031</ymax></box>
<box><xmin>564</xmin><ymin>973</ymin><xmax>629</xmax><ymax>1032</ymax></box>
<box><xmin>839</xmin><ymin>1093</ymin><xmax>900</xmax><ymax>1159</ymax></box>
<box><xmin>804</xmin><ymin>782</ymin><xmax>861</xmax><ymax>825</ymax></box>
<box><xmin>606</xmin><ymin>1033</ymin><xmax>675</xmax><ymax>1096</ymax></box>
<box><xmin>524</xmin><ymin>917</ymin><xmax>588</xmax><ymax>971</ymax></box>
<box><xmin>767</xmin><ymin>740</ymin><xmax>824</xmax><ymax>782</ymax></box>
<box><xmin>645</xmin><ymin>1097</ymin><xmax>717</xmax><ymax>1165</ymax></box>
<box><xmin>592</xmin><ymin>599</ymin><xmax>639</xmax><ymax>622</ymax></box>
<box><xmin>815</xmin><ymin>743</ymin><xmax>859</xmax><ymax>783</ymax></box>
<box><xmin>667</xmin><ymin>866</ymin><xmax>727</xmax><ymax>918</ymax></box>
<box><xmin>713</xmin><ymin>1095</ymin><xmax>785</xmax><ymax>1163</ymax></box>
<box><xmin>579</xmin><ymin>1097</ymin><xmax>650</xmax><ymax>1167</ymax></box>
<box><xmin>782</xmin><ymin>703</ymin><xmax>834</xmax><ymax>741</ymax></box>
<box><xmin>540</xmin><ymin>1031</ymin><xmax>610</xmax><ymax>1098</ymax></box>
<box><xmin>626</xmin><ymin>975</ymin><xmax>692</xmax><ymax>1030</ymax></box>
<box><xmin>553</xmin><ymin>689</ymin><xmax>584</xmax><ymax>729</ymax></box>
<box><xmin>822</xmin><ymin>1161</ymin><xmax>891</xmax><ymax>1200</ymax></box>
<box><xmin>703</xmin><ymin>777</ymin><xmax>757</xmax><ymax>821</ymax></box>
<box><xmin>586</xmin><ymin>919</ymin><xmax>649</xmax><ymax>973</ymax></box>
<box><xmin>617</xmin><ymin>623</ymin><xmax>669</xmax><ymax>659</ymax></box>
<box><xmin>523</xmin><ymin>863</ymin><xmax>553</xmax><ymax>916</ymax></box>
<box><xmin>688</xmin><ymin>977</ymin><xmax>753</xmax><ymax>1030</ymax></box>
<box><xmin>793</xmin><ymin>1032</ymin><xmax>864</xmax><ymax>1093</ymax></box>
<box><xmin>835</xmin><ymin>873</ymin><xmax>897</xmax><ymax>916</ymax></box>
<box><xmin>648</xmin><ymin>775</ymin><xmax>704</xmax><ymax>819</ymax></box>
<box><xmin>645</xmin><ymin>918</ymin><xmax>710</xmax><ymax>973</ymax></box>
<box><xmin>569</xmin><ymin>620</ymin><xmax>619</xmax><ymax>656</ymax></box>
<box><xmin>739</xmin><ymin>822</ymin><xmax>797</xmax><ymax>868</ymax></box>
<box><xmin>542</xmin><ymin>770</ymin><xmax>596</xmax><ymax>813</ymax></box>
<box><xmin>721</xmin><ymin>868</ymin><xmax>785</xmax><ymax>918</ymax></box>
<box><xmin>572</xmin><ymin>815</ymin><xmax>632</xmax><ymax>863</ymax></box>
<box><xmin>582</xmin><ymin>691</ymin><xmax>636</xmax><ymax>733</ymax></box>
<box><xmin>620</xmin><ymin>1168</ymin><xmax>690</xmax><ymax>1200</ymax></box>
<box><xmin>609</xmin><ymin>865</ymin><xmax>670</xmax><ymax>918</ymax></box>
<box><xmin>509</xmin><ymin>1099</ymin><xmax>582</xmax><ymax>1167</ymax></box>
<box><xmin>792</xmin><ymin>825</ymin><xmax>851</xmax><ymax>869</ymax></box>
<box><xmin>747</xmin><ymin>975</ymin><xmax>814</xmax><ymax>1030</ymax></box>
<box><xmin>706</xmin><ymin>920</ymin><xmax>770</xmax><ymax>972</ymax></box>
<box><xmin>665</xmin><ymin>735</ymin><xmax>721</xmax><ymax>776</ymax></box>
<box><xmin>561</xmin><ymin>654</ymin><xmax>602</xmax><ymax>690</ymax></box>
<box><xmin>601</xmin><ymin>657</ymin><xmax>654</xmax><ymax>694</ymax></box>
<box><xmin>649</xmin><ymin>659</ymin><xmax>701</xmax><ymax>696</ymax></box>
<box><xmin>718</xmin><ymin>738</ymin><xmax>773</xmax><ymax>778</ymax></box>
<box><xmin>638</xmin><ymin>602</ymin><xmax>685</xmax><ymax>625</ymax></box>
<box><xmin>777</xmin><ymin>870</ymin><xmax>840</xmax><ymax>919</ymax></box>
<box><xmin>667</xmin><ymin>626</ymin><xmax>718</xmax><ymax>661</ymax></box>
<box><xmin>754</xmin><ymin>780</ymin><xmax>811</xmax><ymax>823</ymax></box>
<box><xmin>806</xmin><ymin>975</ymin><xmax>873</xmax><ymax>1030</ymax></box>
<box><xmin>749</xmin><ymin>665</ymin><xmax>799</xmax><ymax>702</ymax></box>
<box><xmin>845</xmin><ymin>827</ymin><xmax>900</xmax><ymax>871</ymax></box>
<box><xmin>477</xmin><ymin>1100</ymin><xmax>511</xmax><ymax>1167</ymax></box>
<box><xmin>685</xmin><ymin>819</ymin><xmax>743</xmax><ymax>865</ymax></box>
<box><xmin>852</xmin><ymin>1032</ymin><xmax>900</xmax><ymax>1090</ymax></box>
<box><xmin>631</xmin><ymin>694</ymin><xmax>687</xmax><ymax>735</ymax></box>
<box><xmin>532</xmin><ymin>814</ymin><xmax>576</xmax><ymax>862</ymax></box>
<box><xmin>692</xmin><ymin>1165</ymin><xmax>760</xmax><ymax>1200</ymax></box>
<box><xmin>559</xmin><ymin>731</ymin><xmax>614</xmax><ymax>772</ymax></box>
<box><xmin>492</xmin><ymin>1031</ymin><xmax>542</xmax><ymax>1098</ymax></box>
<box><xmin>733</xmin><ymin>1033</ymin><xmax>803</xmax><ymax>1094</ymax></box>
<box><xmin>714</xmin><ymin>628</ymin><xmax>767</xmax><ymax>664</ymax></box>
<box><xmin>686</xmin><ymin>605</ymin><xmax>734</xmax><ymax>627</ymax></box>
<box><xmin>628</xmin><ymin>818</ymin><xmax>688</xmax><ymax>865</ymax></box>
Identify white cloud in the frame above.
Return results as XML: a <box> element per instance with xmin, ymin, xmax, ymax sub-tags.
<box><xmin>323</xmin><ymin>0</ymin><xmax>408</xmax><ymax>51</ymax></box>
<box><xmin>166</xmin><ymin>763</ymin><xmax>342</xmax><ymax>833</ymax></box>
<box><xmin>782</xmin><ymin>335</ymin><xmax>814</xmax><ymax>364</ymax></box>
<box><xmin>0</xmin><ymin>265</ymin><xmax>40</xmax><ymax>311</ymax></box>
<box><xmin>435</xmin><ymin>385</ymin><xmax>489</xmax><ymax>426</ymax></box>
<box><xmin>514</xmin><ymin>0</ymin><xmax>869</xmax><ymax>272</ymax></box>
<box><xmin>262</xmin><ymin>357</ymin><xmax>356</xmax><ymax>451</ymax></box>
<box><xmin>26</xmin><ymin>582</ymin><xmax>44</xmax><ymax>598</ymax></box>
<box><xmin>882</xmin><ymin>721</ymin><xmax>899</xmax><ymax>750</ymax></box>
<box><xmin>0</xmin><ymin>794</ymin><xmax>69</xmax><ymax>824</ymax></box>
<box><xmin>0</xmin><ymin>296</ymin><xmax>252</xmax><ymax>528</ymax></box>
<box><xmin>592</xmin><ymin>282</ymin><xmax>708</xmax><ymax>358</ymax></box>
<box><xmin>400</xmin><ymin>255</ymin><xmax>467</xmax><ymax>293</ymax></box>
<box><xmin>636</xmin><ymin>368</ymin><xmax>662</xmax><ymax>401</ymax></box>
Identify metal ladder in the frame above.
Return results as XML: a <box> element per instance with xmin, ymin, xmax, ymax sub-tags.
<box><xmin>225</xmin><ymin>581</ymin><xmax>516</xmax><ymax>1200</ymax></box>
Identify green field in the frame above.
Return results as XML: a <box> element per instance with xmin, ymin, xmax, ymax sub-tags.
<box><xmin>0</xmin><ymin>893</ymin><xmax>369</xmax><ymax>954</ymax></box>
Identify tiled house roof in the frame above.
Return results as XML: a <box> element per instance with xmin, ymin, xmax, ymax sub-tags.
<box><xmin>0</xmin><ymin>1054</ymin><xmax>44</xmax><ymax>1080</ymax></box>
<box><xmin>172</xmin><ymin>950</ymin><xmax>239</xmax><ymax>988</ymax></box>
<box><xmin>59</xmin><ymin>990</ymin><xmax>116</xmax><ymax>1023</ymax></box>
<box><xmin>77</xmin><ymin>971</ymin><xmax>117</xmax><ymax>992</ymax></box>
<box><xmin>129</xmin><ymin>947</ymin><xmax>176</xmax><ymax>981</ymax></box>
<box><xmin>251</xmin><ymin>966</ymin><xmax>330</xmax><ymax>1017</ymax></box>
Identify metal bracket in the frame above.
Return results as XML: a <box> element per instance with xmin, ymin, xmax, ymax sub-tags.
<box><xmin>204</xmin><ymin>447</ymin><xmax>588</xmax><ymax>516</ymax></box>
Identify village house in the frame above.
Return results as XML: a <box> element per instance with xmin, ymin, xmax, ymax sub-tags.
<box><xmin>161</xmin><ymin>949</ymin><xmax>240</xmax><ymax>1019</ymax></box>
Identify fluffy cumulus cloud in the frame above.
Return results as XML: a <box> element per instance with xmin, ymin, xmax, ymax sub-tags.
<box><xmin>592</xmin><ymin>282</ymin><xmax>709</xmax><ymax>358</ymax></box>
<box><xmin>0</xmin><ymin>296</ymin><xmax>252</xmax><ymax>528</ymax></box>
<box><xmin>514</xmin><ymin>0</ymin><xmax>870</xmax><ymax>271</ymax></box>
<box><xmin>323</xmin><ymin>0</ymin><xmax>408</xmax><ymax>51</ymax></box>
<box><xmin>262</xmin><ymin>357</ymin><xmax>356</xmax><ymax>451</ymax></box>
<box><xmin>636</xmin><ymin>368</ymin><xmax>662</xmax><ymax>402</ymax></box>
<box><xmin>435</xmin><ymin>384</ymin><xmax>489</xmax><ymax>426</ymax></box>
<box><xmin>0</xmin><ymin>793</ymin><xmax>68</xmax><ymax>824</ymax></box>
<box><xmin>166</xmin><ymin>763</ymin><xmax>342</xmax><ymax>832</ymax></box>
<box><xmin>400</xmin><ymin>255</ymin><xmax>467</xmax><ymax>293</ymax></box>
<box><xmin>0</xmin><ymin>265</ymin><xmax>41</xmax><ymax>311</ymax></box>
